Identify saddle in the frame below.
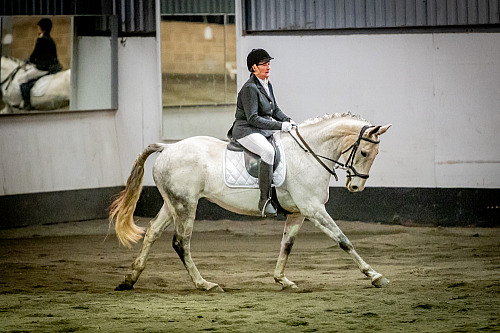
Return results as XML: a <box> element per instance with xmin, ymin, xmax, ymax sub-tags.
<box><xmin>226</xmin><ymin>137</ymin><xmax>280</xmax><ymax>177</ymax></box>
<box><xmin>224</xmin><ymin>132</ymin><xmax>286</xmax><ymax>189</ymax></box>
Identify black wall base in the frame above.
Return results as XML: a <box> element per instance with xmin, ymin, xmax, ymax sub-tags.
<box><xmin>0</xmin><ymin>187</ymin><xmax>122</xmax><ymax>228</ymax></box>
<box><xmin>325</xmin><ymin>187</ymin><xmax>498</xmax><ymax>227</ymax></box>
<box><xmin>1</xmin><ymin>186</ymin><xmax>498</xmax><ymax>228</ymax></box>
<box><xmin>135</xmin><ymin>186</ymin><xmax>498</xmax><ymax>227</ymax></box>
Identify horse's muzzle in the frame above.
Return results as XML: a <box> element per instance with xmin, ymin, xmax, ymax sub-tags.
<box><xmin>346</xmin><ymin>177</ymin><xmax>365</xmax><ymax>192</ymax></box>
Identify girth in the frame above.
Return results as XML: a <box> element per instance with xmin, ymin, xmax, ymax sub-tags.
<box><xmin>226</xmin><ymin>137</ymin><xmax>281</xmax><ymax>178</ymax></box>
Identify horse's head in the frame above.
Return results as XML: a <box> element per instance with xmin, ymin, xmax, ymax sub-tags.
<box><xmin>342</xmin><ymin>124</ymin><xmax>391</xmax><ymax>192</ymax></box>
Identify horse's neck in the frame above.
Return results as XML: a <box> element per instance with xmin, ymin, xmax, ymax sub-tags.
<box><xmin>299</xmin><ymin>118</ymin><xmax>365</xmax><ymax>158</ymax></box>
<box><xmin>1</xmin><ymin>58</ymin><xmax>20</xmax><ymax>81</ymax></box>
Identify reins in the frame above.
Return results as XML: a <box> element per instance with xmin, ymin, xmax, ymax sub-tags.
<box><xmin>1</xmin><ymin>64</ymin><xmax>22</xmax><ymax>91</ymax></box>
<box><xmin>290</xmin><ymin>124</ymin><xmax>380</xmax><ymax>181</ymax></box>
<box><xmin>291</xmin><ymin>126</ymin><xmax>343</xmax><ymax>181</ymax></box>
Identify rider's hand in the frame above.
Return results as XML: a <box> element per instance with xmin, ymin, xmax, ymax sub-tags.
<box><xmin>281</xmin><ymin>121</ymin><xmax>293</xmax><ymax>132</ymax></box>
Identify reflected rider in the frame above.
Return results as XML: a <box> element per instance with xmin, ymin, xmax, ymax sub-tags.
<box><xmin>18</xmin><ymin>18</ymin><xmax>62</xmax><ymax>109</ymax></box>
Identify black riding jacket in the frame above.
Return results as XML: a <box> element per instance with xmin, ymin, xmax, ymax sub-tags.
<box><xmin>228</xmin><ymin>74</ymin><xmax>290</xmax><ymax>140</ymax></box>
<box><xmin>29</xmin><ymin>33</ymin><xmax>61</xmax><ymax>73</ymax></box>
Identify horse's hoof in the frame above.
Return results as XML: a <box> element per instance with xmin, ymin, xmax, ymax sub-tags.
<box><xmin>207</xmin><ymin>284</ymin><xmax>225</xmax><ymax>293</ymax></box>
<box><xmin>275</xmin><ymin>276</ymin><xmax>297</xmax><ymax>290</ymax></box>
<box><xmin>282</xmin><ymin>283</ymin><xmax>298</xmax><ymax>290</ymax></box>
<box><xmin>115</xmin><ymin>282</ymin><xmax>133</xmax><ymax>291</ymax></box>
<box><xmin>115</xmin><ymin>276</ymin><xmax>135</xmax><ymax>291</ymax></box>
<box><xmin>372</xmin><ymin>275</ymin><xmax>390</xmax><ymax>288</ymax></box>
<box><xmin>197</xmin><ymin>281</ymin><xmax>224</xmax><ymax>292</ymax></box>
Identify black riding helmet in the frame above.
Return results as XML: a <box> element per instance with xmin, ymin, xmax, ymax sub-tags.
<box><xmin>38</xmin><ymin>18</ymin><xmax>53</xmax><ymax>34</ymax></box>
<box><xmin>247</xmin><ymin>48</ymin><xmax>274</xmax><ymax>72</ymax></box>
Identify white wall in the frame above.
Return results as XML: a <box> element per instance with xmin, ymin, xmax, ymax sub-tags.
<box><xmin>71</xmin><ymin>37</ymin><xmax>113</xmax><ymax>110</ymax></box>
<box><xmin>2</xmin><ymin>10</ymin><xmax>499</xmax><ymax>198</ymax></box>
<box><xmin>0</xmin><ymin>111</ymin><xmax>122</xmax><ymax>195</ymax></box>
<box><xmin>0</xmin><ymin>36</ymin><xmax>162</xmax><ymax>195</ymax></box>
<box><xmin>114</xmin><ymin>37</ymin><xmax>162</xmax><ymax>187</ymax></box>
<box><xmin>237</xmin><ymin>29</ymin><xmax>500</xmax><ymax>188</ymax></box>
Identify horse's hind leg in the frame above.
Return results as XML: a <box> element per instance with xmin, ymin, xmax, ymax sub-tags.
<box><xmin>172</xmin><ymin>202</ymin><xmax>223</xmax><ymax>292</ymax></box>
<box><xmin>306</xmin><ymin>207</ymin><xmax>389</xmax><ymax>288</ymax></box>
<box><xmin>274</xmin><ymin>214</ymin><xmax>305</xmax><ymax>289</ymax></box>
<box><xmin>116</xmin><ymin>203</ymin><xmax>173</xmax><ymax>290</ymax></box>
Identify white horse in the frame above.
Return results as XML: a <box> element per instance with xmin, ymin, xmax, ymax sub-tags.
<box><xmin>1</xmin><ymin>56</ymin><xmax>70</xmax><ymax>113</ymax></box>
<box><xmin>110</xmin><ymin>113</ymin><xmax>392</xmax><ymax>292</ymax></box>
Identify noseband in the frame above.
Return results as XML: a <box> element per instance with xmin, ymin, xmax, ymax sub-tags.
<box><xmin>291</xmin><ymin>125</ymin><xmax>380</xmax><ymax>181</ymax></box>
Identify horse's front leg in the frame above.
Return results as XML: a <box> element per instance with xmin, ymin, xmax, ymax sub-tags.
<box><xmin>274</xmin><ymin>214</ymin><xmax>305</xmax><ymax>289</ymax></box>
<box><xmin>305</xmin><ymin>207</ymin><xmax>389</xmax><ymax>288</ymax></box>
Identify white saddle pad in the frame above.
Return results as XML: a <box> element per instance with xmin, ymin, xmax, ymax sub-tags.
<box><xmin>31</xmin><ymin>75</ymin><xmax>53</xmax><ymax>97</ymax></box>
<box><xmin>224</xmin><ymin>132</ymin><xmax>286</xmax><ymax>188</ymax></box>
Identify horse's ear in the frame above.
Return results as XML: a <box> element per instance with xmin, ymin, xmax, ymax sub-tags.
<box><xmin>366</xmin><ymin>125</ymin><xmax>381</xmax><ymax>136</ymax></box>
<box><xmin>377</xmin><ymin>124</ymin><xmax>392</xmax><ymax>135</ymax></box>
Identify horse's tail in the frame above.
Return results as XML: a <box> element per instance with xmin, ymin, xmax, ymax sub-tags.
<box><xmin>109</xmin><ymin>143</ymin><xmax>166</xmax><ymax>247</ymax></box>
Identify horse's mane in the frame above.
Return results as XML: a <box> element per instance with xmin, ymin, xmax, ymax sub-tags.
<box><xmin>1</xmin><ymin>55</ymin><xmax>23</xmax><ymax>64</ymax></box>
<box><xmin>300</xmin><ymin>112</ymin><xmax>370</xmax><ymax>126</ymax></box>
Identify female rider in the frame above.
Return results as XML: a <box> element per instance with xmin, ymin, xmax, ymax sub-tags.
<box><xmin>227</xmin><ymin>49</ymin><xmax>294</xmax><ymax>217</ymax></box>
<box><xmin>18</xmin><ymin>18</ymin><xmax>62</xmax><ymax>109</ymax></box>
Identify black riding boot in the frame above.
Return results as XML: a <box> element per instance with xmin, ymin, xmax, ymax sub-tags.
<box><xmin>20</xmin><ymin>82</ymin><xmax>32</xmax><ymax>110</ymax></box>
<box><xmin>258</xmin><ymin>160</ymin><xmax>277</xmax><ymax>217</ymax></box>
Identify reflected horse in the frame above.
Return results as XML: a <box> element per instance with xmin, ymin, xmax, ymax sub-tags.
<box><xmin>110</xmin><ymin>113</ymin><xmax>392</xmax><ymax>291</ymax></box>
<box><xmin>1</xmin><ymin>56</ymin><xmax>70</xmax><ymax>113</ymax></box>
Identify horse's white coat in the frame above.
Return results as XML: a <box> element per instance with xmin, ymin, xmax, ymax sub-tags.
<box><xmin>110</xmin><ymin>113</ymin><xmax>391</xmax><ymax>291</ymax></box>
<box><xmin>1</xmin><ymin>56</ymin><xmax>70</xmax><ymax>113</ymax></box>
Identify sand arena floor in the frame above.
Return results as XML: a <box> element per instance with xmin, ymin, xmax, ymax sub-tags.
<box><xmin>1</xmin><ymin>218</ymin><xmax>499</xmax><ymax>332</ymax></box>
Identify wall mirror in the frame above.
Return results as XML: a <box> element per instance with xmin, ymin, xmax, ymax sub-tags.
<box><xmin>0</xmin><ymin>15</ymin><xmax>117</xmax><ymax>115</ymax></box>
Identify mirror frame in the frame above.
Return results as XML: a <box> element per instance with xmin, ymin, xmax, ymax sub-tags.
<box><xmin>0</xmin><ymin>14</ymin><xmax>118</xmax><ymax>116</ymax></box>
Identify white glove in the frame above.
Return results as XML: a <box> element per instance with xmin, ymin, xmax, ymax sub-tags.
<box><xmin>281</xmin><ymin>121</ymin><xmax>293</xmax><ymax>132</ymax></box>
<box><xmin>290</xmin><ymin>119</ymin><xmax>297</xmax><ymax>126</ymax></box>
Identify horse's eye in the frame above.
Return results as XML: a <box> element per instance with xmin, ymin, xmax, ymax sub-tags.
<box><xmin>361</xmin><ymin>151</ymin><xmax>367</xmax><ymax>157</ymax></box>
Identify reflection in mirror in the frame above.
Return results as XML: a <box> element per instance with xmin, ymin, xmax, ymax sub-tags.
<box><xmin>0</xmin><ymin>15</ymin><xmax>115</xmax><ymax>115</ymax></box>
<box><xmin>70</xmin><ymin>16</ymin><xmax>115</xmax><ymax>111</ymax></box>
<box><xmin>161</xmin><ymin>15</ymin><xmax>237</xmax><ymax>106</ymax></box>
<box><xmin>161</xmin><ymin>14</ymin><xmax>237</xmax><ymax>139</ymax></box>
<box><xmin>1</xmin><ymin>16</ymin><xmax>71</xmax><ymax>114</ymax></box>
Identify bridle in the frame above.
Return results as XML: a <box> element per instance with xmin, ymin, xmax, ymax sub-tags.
<box><xmin>342</xmin><ymin>125</ymin><xmax>380</xmax><ymax>179</ymax></box>
<box><xmin>290</xmin><ymin>125</ymin><xmax>380</xmax><ymax>181</ymax></box>
<box><xmin>0</xmin><ymin>62</ymin><xmax>23</xmax><ymax>92</ymax></box>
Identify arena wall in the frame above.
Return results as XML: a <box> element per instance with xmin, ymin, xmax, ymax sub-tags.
<box><xmin>1</xmin><ymin>5</ymin><xmax>498</xmax><ymax>228</ymax></box>
<box><xmin>230</xmin><ymin>30</ymin><xmax>500</xmax><ymax>226</ymax></box>
<box><xmin>0</xmin><ymin>36</ymin><xmax>162</xmax><ymax>227</ymax></box>
<box><xmin>236</xmin><ymin>32</ymin><xmax>500</xmax><ymax>190</ymax></box>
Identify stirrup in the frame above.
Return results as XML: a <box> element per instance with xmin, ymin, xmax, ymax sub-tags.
<box><xmin>260</xmin><ymin>198</ymin><xmax>277</xmax><ymax>217</ymax></box>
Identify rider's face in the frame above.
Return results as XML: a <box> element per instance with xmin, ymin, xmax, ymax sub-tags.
<box><xmin>37</xmin><ymin>25</ymin><xmax>43</xmax><ymax>37</ymax></box>
<box><xmin>254</xmin><ymin>61</ymin><xmax>270</xmax><ymax>80</ymax></box>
